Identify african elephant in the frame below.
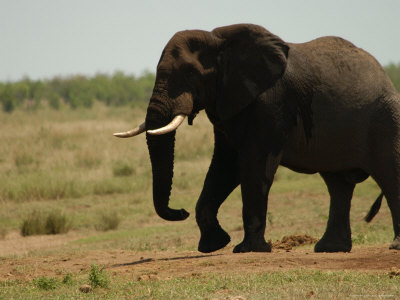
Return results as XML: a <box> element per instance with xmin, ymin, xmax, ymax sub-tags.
<box><xmin>114</xmin><ymin>24</ymin><xmax>400</xmax><ymax>253</ymax></box>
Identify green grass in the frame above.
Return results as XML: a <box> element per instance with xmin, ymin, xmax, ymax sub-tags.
<box><xmin>119</xmin><ymin>271</ymin><xmax>400</xmax><ymax>299</ymax></box>
<box><xmin>33</xmin><ymin>276</ymin><xmax>58</xmax><ymax>291</ymax></box>
<box><xmin>1</xmin><ymin>270</ymin><xmax>399</xmax><ymax>299</ymax></box>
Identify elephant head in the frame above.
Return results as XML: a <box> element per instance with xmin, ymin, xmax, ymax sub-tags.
<box><xmin>114</xmin><ymin>24</ymin><xmax>289</xmax><ymax>221</ymax></box>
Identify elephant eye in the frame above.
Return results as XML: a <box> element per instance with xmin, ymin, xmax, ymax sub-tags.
<box><xmin>186</xmin><ymin>68</ymin><xmax>199</xmax><ymax>81</ymax></box>
<box><xmin>181</xmin><ymin>64</ymin><xmax>196</xmax><ymax>76</ymax></box>
<box><xmin>188</xmin><ymin>70</ymin><xmax>196</xmax><ymax>79</ymax></box>
<box><xmin>185</xmin><ymin>72</ymin><xmax>200</xmax><ymax>88</ymax></box>
<box><xmin>180</xmin><ymin>64</ymin><xmax>200</xmax><ymax>87</ymax></box>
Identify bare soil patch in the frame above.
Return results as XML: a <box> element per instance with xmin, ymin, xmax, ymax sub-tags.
<box><xmin>0</xmin><ymin>232</ymin><xmax>399</xmax><ymax>281</ymax></box>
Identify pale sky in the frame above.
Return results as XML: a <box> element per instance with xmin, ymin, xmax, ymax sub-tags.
<box><xmin>1</xmin><ymin>0</ymin><xmax>399</xmax><ymax>81</ymax></box>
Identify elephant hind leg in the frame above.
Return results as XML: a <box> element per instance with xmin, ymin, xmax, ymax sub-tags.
<box><xmin>371</xmin><ymin>164</ymin><xmax>400</xmax><ymax>250</ymax></box>
<box><xmin>369</xmin><ymin>102</ymin><xmax>400</xmax><ymax>250</ymax></box>
<box><xmin>314</xmin><ymin>172</ymin><xmax>355</xmax><ymax>252</ymax></box>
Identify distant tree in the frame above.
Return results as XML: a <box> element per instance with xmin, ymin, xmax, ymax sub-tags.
<box><xmin>28</xmin><ymin>79</ymin><xmax>45</xmax><ymax>101</ymax></box>
<box><xmin>111</xmin><ymin>71</ymin><xmax>134</xmax><ymax>106</ymax></box>
<box><xmin>385</xmin><ymin>62</ymin><xmax>400</xmax><ymax>92</ymax></box>
<box><xmin>55</xmin><ymin>75</ymin><xmax>94</xmax><ymax>109</ymax></box>
<box><xmin>0</xmin><ymin>84</ymin><xmax>16</xmax><ymax>112</ymax></box>
<box><xmin>135</xmin><ymin>71</ymin><xmax>155</xmax><ymax>102</ymax></box>
<box><xmin>48</xmin><ymin>92</ymin><xmax>60</xmax><ymax>110</ymax></box>
<box><xmin>92</xmin><ymin>74</ymin><xmax>113</xmax><ymax>105</ymax></box>
<box><xmin>13</xmin><ymin>81</ymin><xmax>30</xmax><ymax>103</ymax></box>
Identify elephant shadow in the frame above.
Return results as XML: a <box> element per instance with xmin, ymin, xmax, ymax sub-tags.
<box><xmin>109</xmin><ymin>253</ymin><xmax>220</xmax><ymax>269</ymax></box>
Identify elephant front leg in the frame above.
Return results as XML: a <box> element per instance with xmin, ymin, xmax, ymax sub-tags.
<box><xmin>233</xmin><ymin>152</ymin><xmax>281</xmax><ymax>253</ymax></box>
<box><xmin>196</xmin><ymin>129</ymin><xmax>240</xmax><ymax>253</ymax></box>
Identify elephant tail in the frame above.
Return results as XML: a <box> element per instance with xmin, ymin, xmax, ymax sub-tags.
<box><xmin>364</xmin><ymin>192</ymin><xmax>384</xmax><ymax>223</ymax></box>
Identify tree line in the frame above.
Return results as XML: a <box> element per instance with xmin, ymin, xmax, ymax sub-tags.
<box><xmin>0</xmin><ymin>71</ymin><xmax>155</xmax><ymax>112</ymax></box>
<box><xmin>1</xmin><ymin>63</ymin><xmax>400</xmax><ymax>113</ymax></box>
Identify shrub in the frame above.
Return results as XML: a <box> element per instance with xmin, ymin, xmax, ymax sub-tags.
<box><xmin>88</xmin><ymin>264</ymin><xmax>110</xmax><ymax>288</ymax></box>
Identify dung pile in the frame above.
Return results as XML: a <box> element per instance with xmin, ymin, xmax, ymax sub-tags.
<box><xmin>270</xmin><ymin>234</ymin><xmax>318</xmax><ymax>250</ymax></box>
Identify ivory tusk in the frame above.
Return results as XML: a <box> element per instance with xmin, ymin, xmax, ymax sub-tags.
<box><xmin>113</xmin><ymin>122</ymin><xmax>146</xmax><ymax>138</ymax></box>
<box><xmin>147</xmin><ymin>114</ymin><xmax>186</xmax><ymax>135</ymax></box>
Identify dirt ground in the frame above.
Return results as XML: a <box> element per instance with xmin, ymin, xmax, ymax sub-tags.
<box><xmin>1</xmin><ymin>232</ymin><xmax>400</xmax><ymax>281</ymax></box>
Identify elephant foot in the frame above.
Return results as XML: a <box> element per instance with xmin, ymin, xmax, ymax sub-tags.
<box><xmin>389</xmin><ymin>236</ymin><xmax>400</xmax><ymax>250</ymax></box>
<box><xmin>198</xmin><ymin>227</ymin><xmax>231</xmax><ymax>253</ymax></box>
<box><xmin>233</xmin><ymin>238</ymin><xmax>271</xmax><ymax>253</ymax></box>
<box><xmin>314</xmin><ymin>236</ymin><xmax>352</xmax><ymax>253</ymax></box>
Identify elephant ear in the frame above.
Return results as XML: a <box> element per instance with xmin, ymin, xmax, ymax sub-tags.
<box><xmin>213</xmin><ymin>24</ymin><xmax>289</xmax><ymax>120</ymax></box>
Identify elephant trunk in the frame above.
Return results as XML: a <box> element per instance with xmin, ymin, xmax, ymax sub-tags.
<box><xmin>145</xmin><ymin>88</ymin><xmax>194</xmax><ymax>221</ymax></box>
<box><xmin>146</xmin><ymin>131</ymin><xmax>189</xmax><ymax>221</ymax></box>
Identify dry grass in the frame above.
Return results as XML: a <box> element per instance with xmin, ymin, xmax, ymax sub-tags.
<box><xmin>0</xmin><ymin>103</ymin><xmax>389</xmax><ymax>245</ymax></box>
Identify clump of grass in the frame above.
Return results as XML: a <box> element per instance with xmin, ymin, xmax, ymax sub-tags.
<box><xmin>14</xmin><ymin>151</ymin><xmax>37</xmax><ymax>172</ymax></box>
<box><xmin>45</xmin><ymin>210</ymin><xmax>71</xmax><ymax>234</ymax></box>
<box><xmin>21</xmin><ymin>210</ymin><xmax>71</xmax><ymax>236</ymax></box>
<box><xmin>96</xmin><ymin>211</ymin><xmax>121</xmax><ymax>231</ymax></box>
<box><xmin>33</xmin><ymin>276</ymin><xmax>58</xmax><ymax>290</ymax></box>
<box><xmin>21</xmin><ymin>211</ymin><xmax>45</xmax><ymax>236</ymax></box>
<box><xmin>15</xmin><ymin>152</ymin><xmax>35</xmax><ymax>167</ymax></box>
<box><xmin>112</xmin><ymin>161</ymin><xmax>134</xmax><ymax>177</ymax></box>
<box><xmin>88</xmin><ymin>264</ymin><xmax>110</xmax><ymax>288</ymax></box>
<box><xmin>353</xmin><ymin>232</ymin><xmax>368</xmax><ymax>245</ymax></box>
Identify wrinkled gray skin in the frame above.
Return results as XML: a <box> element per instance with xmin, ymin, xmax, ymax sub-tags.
<box><xmin>135</xmin><ymin>24</ymin><xmax>400</xmax><ymax>253</ymax></box>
